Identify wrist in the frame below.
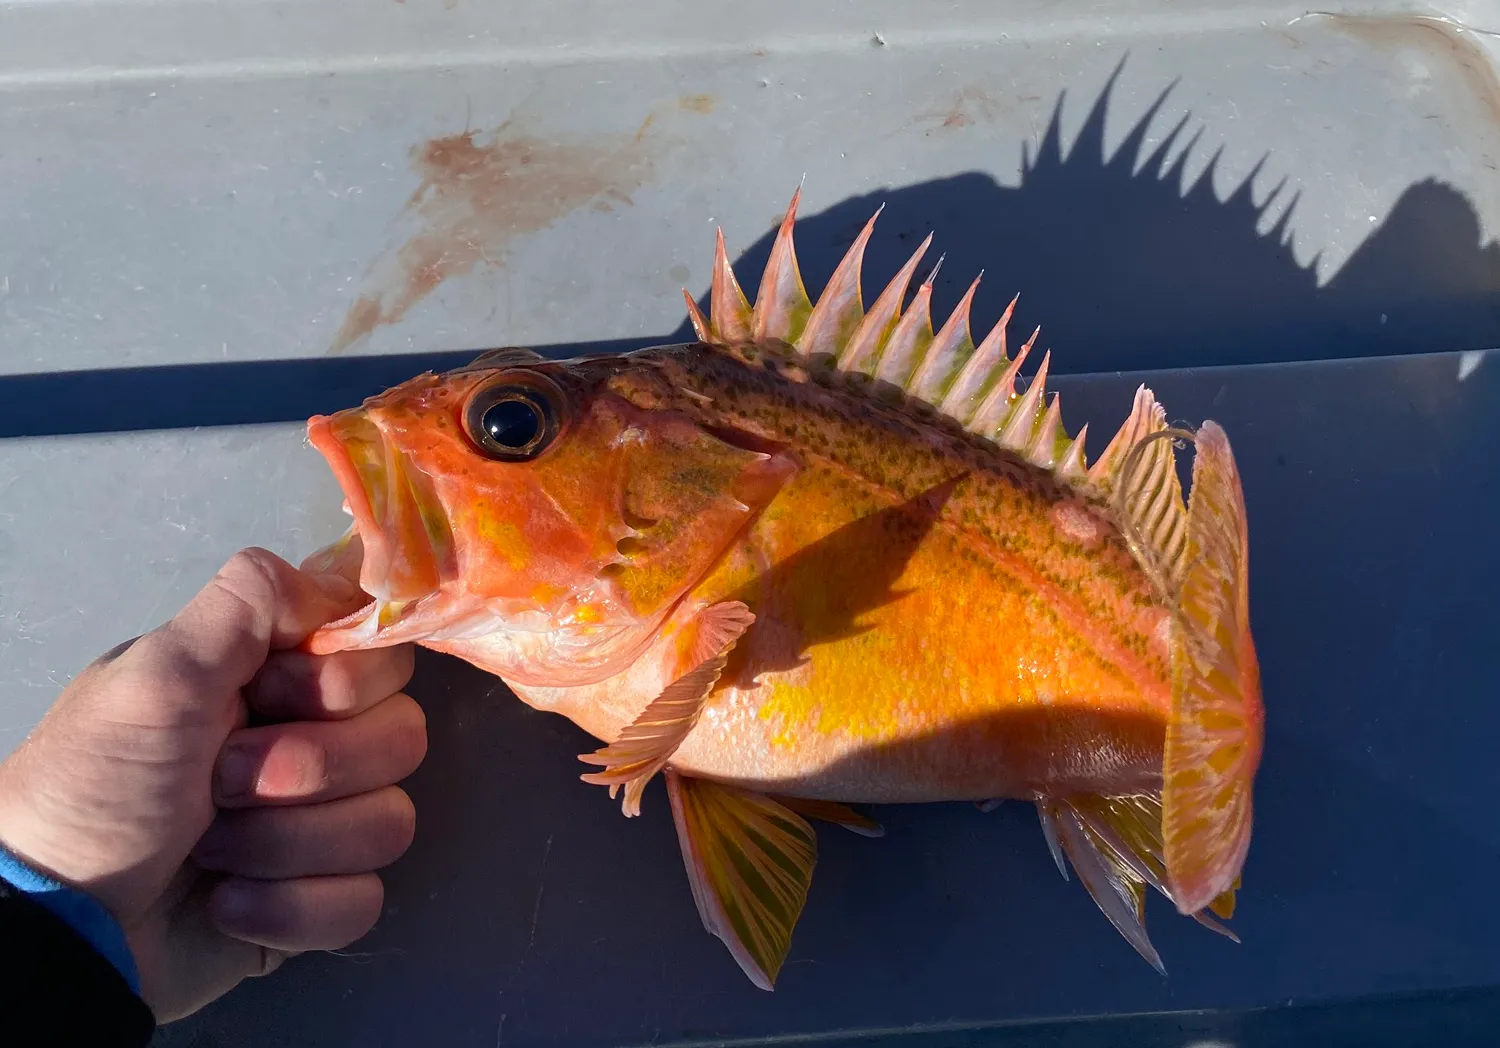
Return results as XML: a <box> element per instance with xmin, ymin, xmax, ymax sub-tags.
<box><xmin>0</xmin><ymin>840</ymin><xmax>142</xmax><ymax>994</ymax></box>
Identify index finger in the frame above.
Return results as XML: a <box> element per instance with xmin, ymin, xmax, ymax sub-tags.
<box><xmin>136</xmin><ymin>548</ymin><xmax>367</xmax><ymax>691</ymax></box>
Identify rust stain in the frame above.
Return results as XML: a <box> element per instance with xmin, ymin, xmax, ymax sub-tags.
<box><xmin>1317</xmin><ymin>14</ymin><xmax>1500</xmax><ymax>131</ymax></box>
<box><xmin>329</xmin><ymin>120</ymin><xmax>660</xmax><ymax>355</ymax></box>
<box><xmin>678</xmin><ymin>94</ymin><xmax>717</xmax><ymax>114</ymax></box>
<box><xmin>912</xmin><ymin>85</ymin><xmax>1003</xmax><ymax>132</ymax></box>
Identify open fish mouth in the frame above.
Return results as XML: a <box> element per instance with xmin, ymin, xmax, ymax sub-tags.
<box><xmin>304</xmin><ymin>407</ymin><xmax>454</xmax><ymax>637</ymax></box>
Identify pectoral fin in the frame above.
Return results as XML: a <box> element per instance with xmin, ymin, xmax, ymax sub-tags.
<box><xmin>578</xmin><ymin>601</ymin><xmax>753</xmax><ymax>817</ymax></box>
<box><xmin>666</xmin><ymin>772</ymin><xmax>817</xmax><ymax>991</ymax></box>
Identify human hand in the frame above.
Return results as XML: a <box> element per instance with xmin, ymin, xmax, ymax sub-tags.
<box><xmin>0</xmin><ymin>548</ymin><xmax>426</xmax><ymax>1022</ymax></box>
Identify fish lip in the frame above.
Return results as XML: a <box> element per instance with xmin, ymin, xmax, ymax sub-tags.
<box><xmin>307</xmin><ymin>408</ymin><xmax>445</xmax><ymax>605</ymax></box>
<box><xmin>308</xmin><ymin>413</ymin><xmax>379</xmax><ymax>562</ymax></box>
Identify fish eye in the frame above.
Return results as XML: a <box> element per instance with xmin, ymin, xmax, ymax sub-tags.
<box><xmin>462</xmin><ymin>377</ymin><xmax>562</xmax><ymax>461</ymax></box>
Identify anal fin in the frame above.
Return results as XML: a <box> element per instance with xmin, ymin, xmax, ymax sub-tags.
<box><xmin>578</xmin><ymin>601</ymin><xmax>754</xmax><ymax>817</ymax></box>
<box><xmin>1038</xmin><ymin>796</ymin><xmax>1162</xmax><ymax>974</ymax></box>
<box><xmin>1037</xmin><ymin>792</ymin><xmax>1242</xmax><ymax>974</ymax></box>
<box><xmin>667</xmin><ymin>772</ymin><xmax>817</xmax><ymax>991</ymax></box>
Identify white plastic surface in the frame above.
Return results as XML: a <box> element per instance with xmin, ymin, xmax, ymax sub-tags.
<box><xmin>2</xmin><ymin>1</ymin><xmax>1499</xmax><ymax>1044</ymax></box>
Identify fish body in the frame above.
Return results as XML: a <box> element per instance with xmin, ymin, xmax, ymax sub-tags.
<box><xmin>496</xmin><ymin>341</ymin><xmax>1173</xmax><ymax>806</ymax></box>
<box><xmin>301</xmin><ymin>188</ymin><xmax>1264</xmax><ymax>988</ymax></box>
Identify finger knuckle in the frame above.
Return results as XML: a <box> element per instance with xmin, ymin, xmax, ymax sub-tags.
<box><xmin>379</xmin><ymin>789</ymin><xmax>418</xmax><ymax>857</ymax></box>
<box><xmin>221</xmin><ymin>547</ymin><xmax>284</xmax><ymax>597</ymax></box>
<box><xmin>389</xmin><ymin>694</ymin><xmax>429</xmax><ymax>770</ymax></box>
<box><xmin>317</xmin><ymin>655</ymin><xmax>362</xmax><ymax>713</ymax></box>
<box><xmin>338</xmin><ymin>876</ymin><xmax>386</xmax><ymax>941</ymax></box>
<box><xmin>251</xmin><ymin>654</ymin><xmax>306</xmax><ymax>711</ymax></box>
<box><xmin>390</xmin><ymin>644</ymin><xmax>417</xmax><ymax>689</ymax></box>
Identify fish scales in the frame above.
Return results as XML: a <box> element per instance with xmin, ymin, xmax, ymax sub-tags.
<box><xmin>299</xmin><ymin>185</ymin><xmax>1263</xmax><ymax>988</ymax></box>
<box><xmin>593</xmin><ymin>341</ymin><xmax>1173</xmax><ymax>801</ymax></box>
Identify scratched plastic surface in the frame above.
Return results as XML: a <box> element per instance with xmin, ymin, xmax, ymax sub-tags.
<box><xmin>1</xmin><ymin>1</ymin><xmax>1499</xmax><ymax>1045</ymax></box>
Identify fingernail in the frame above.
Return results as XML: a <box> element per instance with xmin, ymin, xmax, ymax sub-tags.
<box><xmin>216</xmin><ymin>744</ymin><xmax>259</xmax><ymax>802</ymax></box>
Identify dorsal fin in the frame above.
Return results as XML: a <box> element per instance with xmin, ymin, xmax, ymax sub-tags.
<box><xmin>683</xmin><ymin>186</ymin><xmax>1198</xmax><ymax>597</ymax></box>
<box><xmin>905</xmin><ymin>272</ymin><xmax>980</xmax><ymax>402</ymax></box>
<box><xmin>835</xmin><ymin>233</ymin><xmax>933</xmax><ymax>376</ymax></box>
<box><xmin>711</xmin><ymin>227</ymin><xmax>753</xmax><ymax>342</ymax></box>
<box><xmin>685</xmin><ymin>189</ymin><xmax>1099</xmax><ymax>481</ymax></box>
<box><xmin>752</xmin><ymin>187</ymin><xmax>813</xmax><ymax>344</ymax></box>
<box><xmin>1088</xmin><ymin>387</ymin><xmax>1191</xmax><ymax>596</ymax></box>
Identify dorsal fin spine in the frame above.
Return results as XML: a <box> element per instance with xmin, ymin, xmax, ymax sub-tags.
<box><xmin>874</xmin><ymin>268</ymin><xmax>938</xmax><ymax>387</ymax></box>
<box><xmin>906</xmin><ymin>272</ymin><xmax>981</xmax><ymax>402</ymax></box>
<box><xmin>969</xmin><ymin>328</ymin><xmax>1037</xmax><ymax>435</ymax></box>
<box><xmin>940</xmin><ymin>295</ymin><xmax>1015</xmax><ymax>423</ymax></box>
<box><xmin>696</xmin><ymin>188</ymin><xmax>1190</xmax><ymax>510</ymax></box>
<box><xmin>711</xmin><ymin>227</ymin><xmax>753</xmax><ymax>343</ymax></box>
<box><xmin>1027</xmin><ymin>393</ymin><xmax>1066</xmax><ymax>469</ymax></box>
<box><xmin>1058</xmin><ymin>423</ymin><xmax>1089</xmax><ymax>478</ymax></box>
<box><xmin>996</xmin><ymin>346</ymin><xmax>1052</xmax><ymax>450</ymax></box>
<box><xmin>751</xmin><ymin>187</ymin><xmax>813</xmax><ymax>345</ymax></box>
<box><xmin>837</xmin><ymin>233</ymin><xmax>933</xmax><ymax>376</ymax></box>
<box><xmin>794</xmin><ymin>207</ymin><xmax>881</xmax><ymax>358</ymax></box>
<box><xmin>684</xmin><ymin>289</ymin><xmax>711</xmax><ymax>342</ymax></box>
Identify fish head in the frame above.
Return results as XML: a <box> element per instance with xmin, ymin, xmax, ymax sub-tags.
<box><xmin>300</xmin><ymin>346</ymin><xmax>794</xmax><ymax>683</ymax></box>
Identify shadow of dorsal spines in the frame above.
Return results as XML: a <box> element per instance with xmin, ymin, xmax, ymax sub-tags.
<box><xmin>675</xmin><ymin>56</ymin><xmax>1498</xmax><ymax>378</ymax></box>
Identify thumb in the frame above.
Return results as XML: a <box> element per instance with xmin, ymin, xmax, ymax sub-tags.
<box><xmin>127</xmin><ymin>547</ymin><xmax>365</xmax><ymax>719</ymax></box>
<box><xmin>0</xmin><ymin>548</ymin><xmax>368</xmax><ymax>923</ymax></box>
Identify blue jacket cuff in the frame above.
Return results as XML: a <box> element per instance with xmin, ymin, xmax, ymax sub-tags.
<box><xmin>0</xmin><ymin>844</ymin><xmax>141</xmax><ymax>994</ymax></box>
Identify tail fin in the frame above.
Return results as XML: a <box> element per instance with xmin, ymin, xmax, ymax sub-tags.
<box><xmin>1162</xmin><ymin>421</ymin><xmax>1264</xmax><ymax>914</ymax></box>
<box><xmin>1048</xmin><ymin>417</ymin><xmax>1261</xmax><ymax>966</ymax></box>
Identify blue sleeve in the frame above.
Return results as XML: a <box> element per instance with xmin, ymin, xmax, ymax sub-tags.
<box><xmin>0</xmin><ymin>843</ymin><xmax>141</xmax><ymax>993</ymax></box>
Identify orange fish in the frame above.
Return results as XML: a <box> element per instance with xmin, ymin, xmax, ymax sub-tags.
<box><xmin>300</xmin><ymin>187</ymin><xmax>1264</xmax><ymax>989</ymax></box>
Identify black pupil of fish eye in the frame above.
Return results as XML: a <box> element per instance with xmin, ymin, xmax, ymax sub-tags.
<box><xmin>481</xmin><ymin>396</ymin><xmax>543</xmax><ymax>451</ymax></box>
